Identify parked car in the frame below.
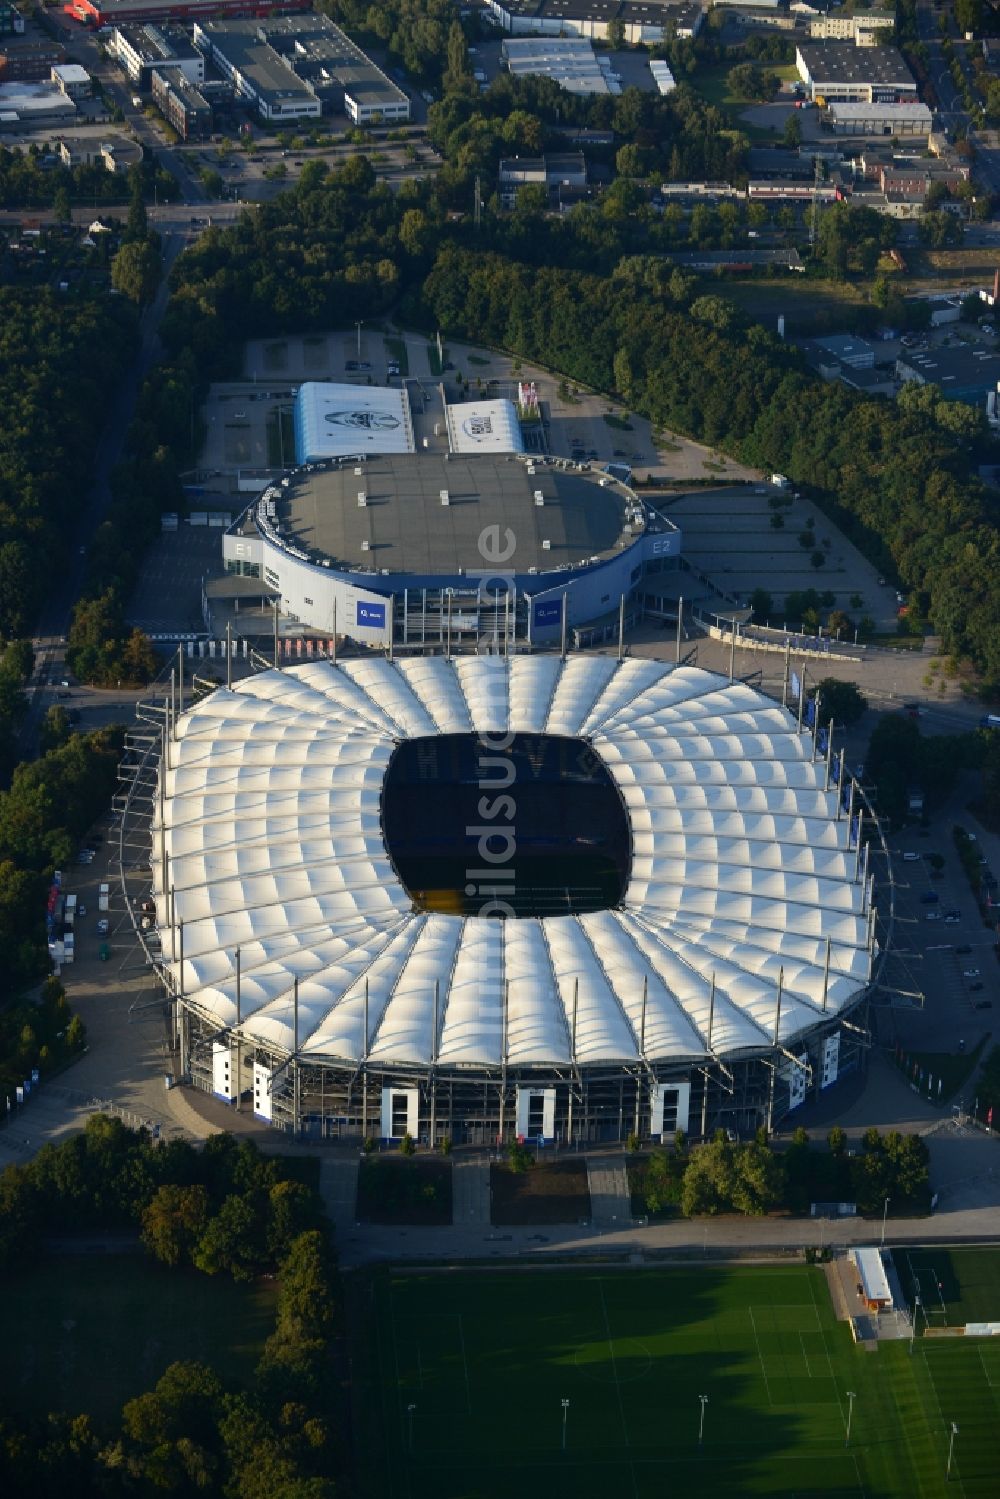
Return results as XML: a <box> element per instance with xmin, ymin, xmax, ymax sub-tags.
<box><xmin>77</xmin><ymin>903</ymin><xmax>87</xmax><ymax>918</ymax></box>
<box><xmin>96</xmin><ymin>918</ymin><xmax>110</xmax><ymax>936</ymax></box>
<box><xmin>902</xmin><ymin>851</ymin><xmax>920</xmax><ymax>862</ymax></box>
<box><xmin>925</xmin><ymin>911</ymin><xmax>942</xmax><ymax>921</ymax></box>
<box><xmin>944</xmin><ymin>914</ymin><xmax>960</xmax><ymax>924</ymax></box>
<box><xmin>963</xmin><ymin>968</ymin><xmax>981</xmax><ymax>979</ymax></box>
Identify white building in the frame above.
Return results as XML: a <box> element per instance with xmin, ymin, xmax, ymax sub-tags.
<box><xmin>445</xmin><ymin>399</ymin><xmax>524</xmax><ymax>455</ymax></box>
<box><xmin>293</xmin><ymin>383</ymin><xmax>415</xmax><ymax>464</ymax></box>
<box><xmin>825</xmin><ymin>101</ymin><xmax>932</xmax><ymax>138</ymax></box>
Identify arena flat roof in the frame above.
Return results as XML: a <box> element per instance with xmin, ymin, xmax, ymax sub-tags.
<box><xmin>445</xmin><ymin>399</ymin><xmax>524</xmax><ymax>455</ymax></box>
<box><xmin>293</xmin><ymin>382</ymin><xmax>414</xmax><ymax>463</ymax></box>
<box><xmin>278</xmin><ymin>453</ymin><xmax>628</xmax><ymax>574</ymax></box>
<box><xmin>154</xmin><ymin>657</ymin><xmax>873</xmax><ymax>1069</ymax></box>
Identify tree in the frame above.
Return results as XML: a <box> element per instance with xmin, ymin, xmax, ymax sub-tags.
<box><xmin>123</xmin><ymin>167</ymin><xmax>147</xmax><ymax>244</ymax></box>
<box><xmin>193</xmin><ymin>1193</ymin><xmax>267</xmax><ymax>1281</ymax></box>
<box><xmin>111</xmin><ymin>238</ymin><xmax>161</xmax><ymax>306</ymax></box>
<box><xmin>749</xmin><ymin>587</ymin><xmax>773</xmax><ymax>622</ymax></box>
<box><xmin>141</xmin><ymin>1183</ymin><xmax>210</xmax><ymax>1266</ymax></box>
<box><xmin>783</xmin><ymin>111</ymin><xmax>802</xmax><ymax>148</ymax></box>
<box><xmin>814</xmin><ymin>677</ymin><xmax>867</xmax><ymax>726</ymax></box>
<box><xmin>39</xmin><ymin>705</ymin><xmax>72</xmax><ymax>753</ymax></box>
<box><xmin>727</xmin><ymin>62</ymin><xmax>777</xmax><ymax>102</ymax></box>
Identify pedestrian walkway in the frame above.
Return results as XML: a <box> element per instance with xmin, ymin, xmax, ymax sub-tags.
<box><xmin>320</xmin><ymin>1157</ymin><xmax>359</xmax><ymax>1234</ymax></box>
<box><xmin>452</xmin><ymin>1153</ymin><xmax>491</xmax><ymax>1226</ymax></box>
<box><xmin>587</xmin><ymin>1154</ymin><xmax>633</xmax><ymax>1227</ymax></box>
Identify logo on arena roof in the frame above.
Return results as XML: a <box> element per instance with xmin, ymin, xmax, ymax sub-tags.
<box><xmin>324</xmin><ymin>409</ymin><xmax>401</xmax><ymax>431</ymax></box>
<box><xmin>462</xmin><ymin>415</ymin><xmax>494</xmax><ymax>440</ymax></box>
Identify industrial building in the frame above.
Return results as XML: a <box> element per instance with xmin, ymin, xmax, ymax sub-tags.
<box><xmin>825</xmin><ymin>101</ymin><xmax>932</xmax><ymax>138</ymax></box>
<box><xmin>51</xmin><ymin>62</ymin><xmax>91</xmax><ymax>98</ymax></box>
<box><xmin>502</xmin><ymin>36</ymin><xmax>617</xmax><ymax>95</ymax></box>
<box><xmin>193</xmin><ymin>15</ymin><xmax>408</xmax><ymax>125</ymax></box>
<box><xmin>896</xmin><ymin>343</ymin><xmax>1000</xmax><ymax>405</ymax></box>
<box><xmin>112</xmin><ymin>23</ymin><xmax>204</xmax><ymax>88</ymax></box>
<box><xmin>64</xmin><ymin>0</ymin><xmax>303</xmax><ymax>27</ymax></box>
<box><xmin>128</xmin><ymin>654</ymin><xmax>877</xmax><ymax>1142</ymax></box>
<box><xmin>808</xmin><ymin>12</ymin><xmax>895</xmax><ymax>45</ymax></box>
<box><xmin>795</xmin><ymin>44</ymin><xmax>918</xmax><ymax>104</ymax></box>
<box><xmin>498</xmin><ymin>151</ymin><xmax>588</xmax><ymax>206</ymax></box>
<box><xmin>486</xmin><ymin>0</ymin><xmax>702</xmax><ymax>42</ymax></box>
<box><xmin>151</xmin><ymin>63</ymin><xmax>210</xmax><ymax>139</ymax></box>
<box><xmin>0</xmin><ymin>79</ymin><xmax>77</xmax><ymax>125</ymax></box>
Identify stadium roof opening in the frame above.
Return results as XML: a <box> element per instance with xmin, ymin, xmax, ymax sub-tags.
<box><xmin>446</xmin><ymin>398</ymin><xmax>524</xmax><ymax>455</ymax></box>
<box><xmin>293</xmin><ymin>382</ymin><xmax>414</xmax><ymax>463</ymax></box>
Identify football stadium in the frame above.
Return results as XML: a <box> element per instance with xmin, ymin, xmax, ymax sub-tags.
<box><xmin>133</xmin><ymin>654</ymin><xmax>879</xmax><ymax>1143</ymax></box>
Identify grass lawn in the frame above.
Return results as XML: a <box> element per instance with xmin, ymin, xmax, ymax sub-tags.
<box><xmin>898</xmin><ymin>1247</ymin><xmax>1000</xmax><ymax>1327</ymax></box>
<box><xmin>357</xmin><ymin>1157</ymin><xmax>453</xmax><ymax>1226</ymax></box>
<box><xmin>905</xmin><ymin>1036</ymin><xmax>989</xmax><ymax>1101</ymax></box>
<box><xmin>0</xmin><ymin>1255</ymin><xmax>277</xmax><ymax>1425</ymax></box>
<box><xmin>720</xmin><ymin>277</ymin><xmax>871</xmax><ymax>334</ymax></box>
<box><xmin>357</xmin><ymin>1262</ymin><xmax>1000</xmax><ymax>1498</ymax></box>
<box><xmin>491</xmin><ymin>1158</ymin><xmax>591</xmax><ymax>1225</ymax></box>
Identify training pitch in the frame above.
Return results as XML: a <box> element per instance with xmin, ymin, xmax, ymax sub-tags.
<box><xmin>357</xmin><ymin>1262</ymin><xmax>1000</xmax><ymax>1498</ymax></box>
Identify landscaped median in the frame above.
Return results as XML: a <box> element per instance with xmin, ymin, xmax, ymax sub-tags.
<box><xmin>491</xmin><ymin>1143</ymin><xmax>591</xmax><ymax>1225</ymax></box>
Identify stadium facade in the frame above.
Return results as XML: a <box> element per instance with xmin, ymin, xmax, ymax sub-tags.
<box><xmin>130</xmin><ymin>655</ymin><xmax>880</xmax><ymax>1144</ymax></box>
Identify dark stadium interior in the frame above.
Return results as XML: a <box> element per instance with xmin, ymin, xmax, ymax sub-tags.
<box><xmin>381</xmin><ymin>734</ymin><xmax>631</xmax><ymax>917</ymax></box>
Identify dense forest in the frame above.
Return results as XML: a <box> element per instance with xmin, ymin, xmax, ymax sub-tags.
<box><xmin>0</xmin><ymin>1124</ymin><xmax>344</xmax><ymax>1496</ymax></box>
<box><xmin>0</xmin><ymin>289</ymin><xmax>135</xmax><ymax>636</ymax></box>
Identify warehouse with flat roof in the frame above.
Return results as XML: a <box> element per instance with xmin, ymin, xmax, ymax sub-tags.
<box><xmin>193</xmin><ymin>15</ymin><xmax>408</xmax><ymax>124</ymax></box>
<box><xmin>796</xmin><ymin>43</ymin><xmax>918</xmax><ymax>103</ymax></box>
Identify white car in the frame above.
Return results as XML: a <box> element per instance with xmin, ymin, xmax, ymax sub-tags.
<box><xmin>902</xmin><ymin>852</ymin><xmax>920</xmax><ymax>862</ymax></box>
<box><xmin>925</xmin><ymin>911</ymin><xmax>942</xmax><ymax>921</ymax></box>
<box><xmin>963</xmin><ymin>968</ymin><xmax>981</xmax><ymax>979</ymax></box>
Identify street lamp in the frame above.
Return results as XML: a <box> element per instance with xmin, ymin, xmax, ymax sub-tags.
<box><xmin>698</xmin><ymin>1394</ymin><xmax>708</xmax><ymax>1448</ymax></box>
<box><xmin>561</xmin><ymin>1398</ymin><xmax>570</xmax><ymax>1452</ymax></box>
<box><xmin>845</xmin><ymin>1391</ymin><xmax>857</xmax><ymax>1447</ymax></box>
<box><xmin>355</xmin><ymin>319</ymin><xmax>363</xmax><ymax>361</ymax></box>
<box><xmin>947</xmin><ymin>1422</ymin><xmax>959</xmax><ymax>1481</ymax></box>
<box><xmin>881</xmin><ymin>1196</ymin><xmax>890</xmax><ymax>1248</ymax></box>
<box><xmin>406</xmin><ymin>1403</ymin><xmax>416</xmax><ymax>1453</ymax></box>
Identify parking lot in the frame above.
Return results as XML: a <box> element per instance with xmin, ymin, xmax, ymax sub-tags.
<box><xmin>883</xmin><ymin>820</ymin><xmax>997</xmax><ymax>1063</ymax></box>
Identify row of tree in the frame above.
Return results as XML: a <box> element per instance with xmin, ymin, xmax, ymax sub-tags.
<box><xmin>0</xmin><ymin>725</ymin><xmax>122</xmax><ymax>1001</ymax></box>
<box><xmin>638</xmin><ymin>1126</ymin><xmax>930</xmax><ymax>1219</ymax></box>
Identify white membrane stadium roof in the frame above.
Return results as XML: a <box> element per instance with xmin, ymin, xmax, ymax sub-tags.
<box><xmin>293</xmin><ymin>382</ymin><xmax>414</xmax><ymax>463</ymax></box>
<box><xmin>154</xmin><ymin>658</ymin><xmax>873</xmax><ymax>1069</ymax></box>
<box><xmin>445</xmin><ymin>398</ymin><xmax>524</xmax><ymax>455</ymax></box>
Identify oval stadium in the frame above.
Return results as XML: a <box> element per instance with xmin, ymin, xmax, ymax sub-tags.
<box><xmin>135</xmin><ymin>653</ymin><xmax>879</xmax><ymax>1145</ymax></box>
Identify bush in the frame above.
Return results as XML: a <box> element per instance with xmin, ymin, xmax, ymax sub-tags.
<box><xmin>399</xmin><ymin>1132</ymin><xmax>416</xmax><ymax>1157</ymax></box>
<box><xmin>507</xmin><ymin>1141</ymin><xmax>534</xmax><ymax>1173</ymax></box>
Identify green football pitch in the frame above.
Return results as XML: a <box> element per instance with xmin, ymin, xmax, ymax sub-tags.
<box><xmin>358</xmin><ymin>1263</ymin><xmax>1000</xmax><ymax>1499</ymax></box>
